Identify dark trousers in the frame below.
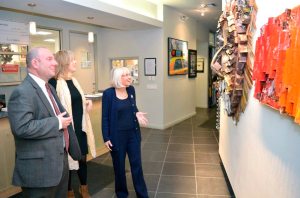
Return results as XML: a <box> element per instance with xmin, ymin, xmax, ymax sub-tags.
<box><xmin>22</xmin><ymin>151</ymin><xmax>69</xmax><ymax>198</ymax></box>
<box><xmin>111</xmin><ymin>130</ymin><xmax>148</xmax><ymax>198</ymax></box>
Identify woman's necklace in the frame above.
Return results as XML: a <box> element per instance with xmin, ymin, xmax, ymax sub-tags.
<box><xmin>116</xmin><ymin>89</ymin><xmax>128</xmax><ymax>99</ymax></box>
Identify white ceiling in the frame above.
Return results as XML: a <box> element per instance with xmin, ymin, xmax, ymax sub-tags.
<box><xmin>163</xmin><ymin>0</ymin><xmax>222</xmax><ymax>31</ymax></box>
<box><xmin>0</xmin><ymin>0</ymin><xmax>222</xmax><ymax>31</ymax></box>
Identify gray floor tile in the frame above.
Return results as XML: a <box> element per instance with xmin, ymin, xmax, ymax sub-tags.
<box><xmin>92</xmin><ymin>188</ymin><xmax>115</xmax><ymax>198</ymax></box>
<box><xmin>197</xmin><ymin>195</ymin><xmax>231</xmax><ymax>198</ymax></box>
<box><xmin>172</xmin><ymin>129</ymin><xmax>193</xmax><ymax>137</ymax></box>
<box><xmin>170</xmin><ymin>136</ymin><xmax>194</xmax><ymax>144</ymax></box>
<box><xmin>162</xmin><ymin>162</ymin><xmax>195</xmax><ymax>176</ymax></box>
<box><xmin>145</xmin><ymin>134</ymin><xmax>170</xmax><ymax>143</ymax></box>
<box><xmin>173</xmin><ymin>125</ymin><xmax>193</xmax><ymax>131</ymax></box>
<box><xmin>168</xmin><ymin>143</ymin><xmax>194</xmax><ymax>153</ymax></box>
<box><xmin>158</xmin><ymin>175</ymin><xmax>196</xmax><ymax>194</ymax></box>
<box><xmin>142</xmin><ymin>142</ymin><xmax>168</xmax><ymax>151</ymax></box>
<box><xmin>142</xmin><ymin>150</ymin><xmax>166</xmax><ymax>162</ymax></box>
<box><xmin>196</xmin><ymin>177</ymin><xmax>230</xmax><ymax>196</ymax></box>
<box><xmin>144</xmin><ymin>174</ymin><xmax>160</xmax><ymax>191</ymax></box>
<box><xmin>194</xmin><ymin>144</ymin><xmax>219</xmax><ymax>153</ymax></box>
<box><xmin>151</xmin><ymin>129</ymin><xmax>172</xmax><ymax>134</ymax></box>
<box><xmin>156</xmin><ymin>192</ymin><xmax>197</xmax><ymax>198</ymax></box>
<box><xmin>142</xmin><ymin>161</ymin><xmax>164</xmax><ymax>174</ymax></box>
<box><xmin>195</xmin><ymin>153</ymin><xmax>220</xmax><ymax>164</ymax></box>
<box><xmin>165</xmin><ymin>152</ymin><xmax>194</xmax><ymax>163</ymax></box>
<box><xmin>193</xmin><ymin>131</ymin><xmax>215</xmax><ymax>138</ymax></box>
<box><xmin>196</xmin><ymin>164</ymin><xmax>223</xmax><ymax>177</ymax></box>
<box><xmin>194</xmin><ymin>137</ymin><xmax>217</xmax><ymax>144</ymax></box>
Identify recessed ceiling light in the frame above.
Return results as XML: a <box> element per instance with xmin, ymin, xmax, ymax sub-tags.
<box><xmin>27</xmin><ymin>3</ymin><xmax>36</xmax><ymax>7</ymax></box>
<box><xmin>44</xmin><ymin>39</ymin><xmax>55</xmax><ymax>42</ymax></box>
<box><xmin>36</xmin><ymin>31</ymin><xmax>52</xmax><ymax>35</ymax></box>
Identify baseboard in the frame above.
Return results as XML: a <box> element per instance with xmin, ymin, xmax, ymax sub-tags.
<box><xmin>219</xmin><ymin>155</ymin><xmax>236</xmax><ymax>198</ymax></box>
<box><xmin>142</xmin><ymin>112</ymin><xmax>196</xmax><ymax>130</ymax></box>
<box><xmin>163</xmin><ymin>112</ymin><xmax>196</xmax><ymax>129</ymax></box>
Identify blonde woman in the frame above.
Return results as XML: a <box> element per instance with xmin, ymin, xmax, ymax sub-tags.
<box><xmin>102</xmin><ymin>67</ymin><xmax>148</xmax><ymax>198</ymax></box>
<box><xmin>49</xmin><ymin>50</ymin><xmax>96</xmax><ymax>198</ymax></box>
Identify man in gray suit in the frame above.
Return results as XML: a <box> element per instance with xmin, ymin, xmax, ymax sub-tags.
<box><xmin>8</xmin><ymin>47</ymin><xmax>81</xmax><ymax>198</ymax></box>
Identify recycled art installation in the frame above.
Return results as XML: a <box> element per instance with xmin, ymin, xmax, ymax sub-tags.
<box><xmin>211</xmin><ymin>0</ymin><xmax>257</xmax><ymax>122</ymax></box>
<box><xmin>252</xmin><ymin>6</ymin><xmax>300</xmax><ymax>124</ymax></box>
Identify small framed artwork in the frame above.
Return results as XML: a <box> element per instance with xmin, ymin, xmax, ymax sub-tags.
<box><xmin>144</xmin><ymin>58</ymin><xmax>156</xmax><ymax>76</ymax></box>
<box><xmin>188</xmin><ymin>50</ymin><xmax>197</xmax><ymax>78</ymax></box>
<box><xmin>197</xmin><ymin>57</ymin><xmax>205</xmax><ymax>73</ymax></box>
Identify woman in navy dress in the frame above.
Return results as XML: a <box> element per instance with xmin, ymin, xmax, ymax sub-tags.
<box><xmin>102</xmin><ymin>67</ymin><xmax>148</xmax><ymax>198</ymax></box>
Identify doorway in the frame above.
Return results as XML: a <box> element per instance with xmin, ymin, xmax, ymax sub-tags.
<box><xmin>69</xmin><ymin>32</ymin><xmax>96</xmax><ymax>94</ymax></box>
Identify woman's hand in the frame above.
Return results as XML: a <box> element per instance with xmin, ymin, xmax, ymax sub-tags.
<box><xmin>86</xmin><ymin>100</ymin><xmax>93</xmax><ymax>112</ymax></box>
<box><xmin>136</xmin><ymin>112</ymin><xmax>148</xmax><ymax>127</ymax></box>
<box><xmin>104</xmin><ymin>140</ymin><xmax>113</xmax><ymax>151</ymax></box>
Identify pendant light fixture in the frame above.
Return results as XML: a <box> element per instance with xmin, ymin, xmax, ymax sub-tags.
<box><xmin>29</xmin><ymin>21</ymin><xmax>36</xmax><ymax>34</ymax></box>
<box><xmin>28</xmin><ymin>3</ymin><xmax>37</xmax><ymax>35</ymax></box>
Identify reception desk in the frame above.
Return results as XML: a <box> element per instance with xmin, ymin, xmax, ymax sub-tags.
<box><xmin>0</xmin><ymin>94</ymin><xmax>108</xmax><ymax>197</ymax></box>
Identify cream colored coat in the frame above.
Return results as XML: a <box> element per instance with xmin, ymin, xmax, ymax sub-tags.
<box><xmin>56</xmin><ymin>77</ymin><xmax>96</xmax><ymax>170</ymax></box>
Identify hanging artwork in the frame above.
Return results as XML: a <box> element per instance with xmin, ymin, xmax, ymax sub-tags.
<box><xmin>188</xmin><ymin>49</ymin><xmax>197</xmax><ymax>78</ymax></box>
<box><xmin>168</xmin><ymin>37</ymin><xmax>188</xmax><ymax>76</ymax></box>
<box><xmin>252</xmin><ymin>6</ymin><xmax>300</xmax><ymax>125</ymax></box>
<box><xmin>210</xmin><ymin>0</ymin><xmax>257</xmax><ymax>122</ymax></box>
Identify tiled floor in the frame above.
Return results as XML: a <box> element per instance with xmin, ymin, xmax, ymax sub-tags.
<box><xmin>11</xmin><ymin>108</ymin><xmax>233</xmax><ymax>198</ymax></box>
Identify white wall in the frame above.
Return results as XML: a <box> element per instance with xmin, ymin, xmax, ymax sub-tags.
<box><xmin>163</xmin><ymin>6</ymin><xmax>198</xmax><ymax>128</ymax></box>
<box><xmin>219</xmin><ymin>1</ymin><xmax>300</xmax><ymax>197</ymax></box>
<box><xmin>196</xmin><ymin>22</ymin><xmax>210</xmax><ymax>108</ymax></box>
<box><xmin>98</xmin><ymin>28</ymin><xmax>164</xmax><ymax>128</ymax></box>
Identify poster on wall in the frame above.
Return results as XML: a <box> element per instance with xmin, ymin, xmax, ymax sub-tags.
<box><xmin>0</xmin><ymin>20</ymin><xmax>29</xmax><ymax>45</ymax></box>
<box><xmin>168</xmin><ymin>37</ymin><xmax>188</xmax><ymax>76</ymax></box>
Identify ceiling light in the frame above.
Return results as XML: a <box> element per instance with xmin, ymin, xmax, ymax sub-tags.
<box><xmin>36</xmin><ymin>31</ymin><xmax>52</xmax><ymax>35</ymax></box>
<box><xmin>44</xmin><ymin>39</ymin><xmax>55</xmax><ymax>42</ymax></box>
<box><xmin>88</xmin><ymin>32</ymin><xmax>94</xmax><ymax>43</ymax></box>
<box><xmin>180</xmin><ymin>15</ymin><xmax>189</xmax><ymax>21</ymax></box>
<box><xmin>201</xmin><ymin>12</ymin><xmax>205</xmax><ymax>16</ymax></box>
<box><xmin>27</xmin><ymin>3</ymin><xmax>36</xmax><ymax>7</ymax></box>
<box><xmin>29</xmin><ymin>21</ymin><xmax>36</xmax><ymax>35</ymax></box>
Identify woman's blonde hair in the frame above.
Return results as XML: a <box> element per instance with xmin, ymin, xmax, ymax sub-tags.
<box><xmin>54</xmin><ymin>50</ymin><xmax>75</xmax><ymax>78</ymax></box>
<box><xmin>111</xmin><ymin>67</ymin><xmax>131</xmax><ymax>88</ymax></box>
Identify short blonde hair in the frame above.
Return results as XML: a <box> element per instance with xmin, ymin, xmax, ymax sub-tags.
<box><xmin>54</xmin><ymin>50</ymin><xmax>74</xmax><ymax>78</ymax></box>
<box><xmin>111</xmin><ymin>67</ymin><xmax>131</xmax><ymax>88</ymax></box>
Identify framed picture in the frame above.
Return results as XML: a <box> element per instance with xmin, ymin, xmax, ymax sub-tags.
<box><xmin>188</xmin><ymin>49</ymin><xmax>197</xmax><ymax>78</ymax></box>
<box><xmin>168</xmin><ymin>37</ymin><xmax>188</xmax><ymax>76</ymax></box>
<box><xmin>144</xmin><ymin>58</ymin><xmax>156</xmax><ymax>76</ymax></box>
<box><xmin>197</xmin><ymin>57</ymin><xmax>204</xmax><ymax>73</ymax></box>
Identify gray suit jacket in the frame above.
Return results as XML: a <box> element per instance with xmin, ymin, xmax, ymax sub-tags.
<box><xmin>8</xmin><ymin>75</ymin><xmax>81</xmax><ymax>188</ymax></box>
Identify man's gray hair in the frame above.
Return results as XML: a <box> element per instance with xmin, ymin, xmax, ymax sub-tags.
<box><xmin>26</xmin><ymin>48</ymin><xmax>43</xmax><ymax>68</ymax></box>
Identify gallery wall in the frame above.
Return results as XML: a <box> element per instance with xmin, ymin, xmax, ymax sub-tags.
<box><xmin>219</xmin><ymin>0</ymin><xmax>300</xmax><ymax>197</ymax></box>
<box><xmin>97</xmin><ymin>28</ymin><xmax>164</xmax><ymax>128</ymax></box>
<box><xmin>162</xmin><ymin>5</ymin><xmax>198</xmax><ymax>128</ymax></box>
